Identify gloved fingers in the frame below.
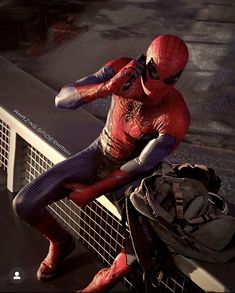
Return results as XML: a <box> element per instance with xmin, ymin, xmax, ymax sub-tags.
<box><xmin>122</xmin><ymin>74</ymin><xmax>137</xmax><ymax>91</ymax></box>
<box><xmin>121</xmin><ymin>57</ymin><xmax>146</xmax><ymax>91</ymax></box>
<box><xmin>135</xmin><ymin>54</ymin><xmax>146</xmax><ymax>75</ymax></box>
<box><xmin>119</xmin><ymin>57</ymin><xmax>145</xmax><ymax>79</ymax></box>
<box><xmin>115</xmin><ymin>66</ymin><xmax>136</xmax><ymax>79</ymax></box>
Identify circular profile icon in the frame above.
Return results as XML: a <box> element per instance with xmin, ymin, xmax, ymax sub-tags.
<box><xmin>9</xmin><ymin>267</ymin><xmax>25</xmax><ymax>283</ymax></box>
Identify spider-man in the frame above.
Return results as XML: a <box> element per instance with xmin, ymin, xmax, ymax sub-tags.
<box><xmin>13</xmin><ymin>35</ymin><xmax>190</xmax><ymax>291</ymax></box>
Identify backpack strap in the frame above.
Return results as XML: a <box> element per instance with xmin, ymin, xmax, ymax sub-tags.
<box><xmin>187</xmin><ymin>214</ymin><xmax>217</xmax><ymax>225</ymax></box>
<box><xmin>172</xmin><ymin>182</ymin><xmax>184</xmax><ymax>220</ymax></box>
<box><xmin>123</xmin><ymin>197</ymin><xmax>153</xmax><ymax>272</ymax></box>
<box><xmin>122</xmin><ymin>197</ymin><xmax>170</xmax><ymax>293</ymax></box>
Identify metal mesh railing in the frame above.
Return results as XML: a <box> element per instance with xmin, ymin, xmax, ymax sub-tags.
<box><xmin>0</xmin><ymin>119</ymin><xmax>10</xmax><ymax>171</ymax></box>
<box><xmin>49</xmin><ymin>198</ymin><xmax>135</xmax><ymax>289</ymax></box>
<box><xmin>24</xmin><ymin>145</ymin><xmax>54</xmax><ymax>184</ymax></box>
<box><xmin>153</xmin><ymin>263</ymin><xmax>203</xmax><ymax>293</ymax></box>
<box><xmin>22</xmin><ymin>143</ymin><xmax>203</xmax><ymax>293</ymax></box>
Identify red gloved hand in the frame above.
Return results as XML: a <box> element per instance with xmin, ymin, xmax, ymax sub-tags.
<box><xmin>106</xmin><ymin>57</ymin><xmax>145</xmax><ymax>99</ymax></box>
<box><xmin>64</xmin><ymin>169</ymin><xmax>134</xmax><ymax>208</ymax></box>
<box><xmin>64</xmin><ymin>182</ymin><xmax>96</xmax><ymax>208</ymax></box>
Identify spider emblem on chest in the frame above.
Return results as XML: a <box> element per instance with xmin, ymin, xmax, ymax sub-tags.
<box><xmin>121</xmin><ymin>100</ymin><xmax>143</xmax><ymax>123</ymax></box>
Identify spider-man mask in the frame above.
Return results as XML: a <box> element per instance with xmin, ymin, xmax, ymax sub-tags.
<box><xmin>141</xmin><ymin>35</ymin><xmax>189</xmax><ymax>104</ymax></box>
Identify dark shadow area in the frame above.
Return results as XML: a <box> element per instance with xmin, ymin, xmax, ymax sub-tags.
<box><xmin>0</xmin><ymin>0</ymin><xmax>101</xmax><ymax>55</ymax></box>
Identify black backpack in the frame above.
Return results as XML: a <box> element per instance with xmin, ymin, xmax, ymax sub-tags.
<box><xmin>123</xmin><ymin>162</ymin><xmax>235</xmax><ymax>269</ymax></box>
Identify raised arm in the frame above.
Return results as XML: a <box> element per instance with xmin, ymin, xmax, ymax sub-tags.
<box><xmin>55</xmin><ymin>57</ymin><xmax>132</xmax><ymax>110</ymax></box>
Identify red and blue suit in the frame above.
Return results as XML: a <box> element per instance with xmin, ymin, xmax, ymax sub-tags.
<box><xmin>13</xmin><ymin>35</ymin><xmax>190</xmax><ymax>289</ymax></box>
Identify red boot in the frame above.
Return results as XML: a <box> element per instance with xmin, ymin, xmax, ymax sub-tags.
<box><xmin>32</xmin><ymin>210</ymin><xmax>75</xmax><ymax>281</ymax></box>
<box><xmin>79</xmin><ymin>248</ymin><xmax>132</xmax><ymax>292</ymax></box>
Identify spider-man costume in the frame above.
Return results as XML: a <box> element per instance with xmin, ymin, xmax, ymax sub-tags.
<box><xmin>13</xmin><ymin>35</ymin><xmax>190</xmax><ymax>291</ymax></box>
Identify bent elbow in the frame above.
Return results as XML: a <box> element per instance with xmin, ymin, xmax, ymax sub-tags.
<box><xmin>54</xmin><ymin>86</ymin><xmax>80</xmax><ymax>109</ymax></box>
<box><xmin>55</xmin><ymin>95</ymin><xmax>64</xmax><ymax>108</ymax></box>
<box><xmin>54</xmin><ymin>95</ymin><xmax>73</xmax><ymax>109</ymax></box>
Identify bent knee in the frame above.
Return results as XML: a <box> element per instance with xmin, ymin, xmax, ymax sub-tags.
<box><xmin>12</xmin><ymin>193</ymin><xmax>36</xmax><ymax>222</ymax></box>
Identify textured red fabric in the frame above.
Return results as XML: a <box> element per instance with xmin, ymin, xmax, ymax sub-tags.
<box><xmin>142</xmin><ymin>35</ymin><xmax>189</xmax><ymax>101</ymax></box>
<box><xmin>80</xmin><ymin>248</ymin><xmax>131</xmax><ymax>292</ymax></box>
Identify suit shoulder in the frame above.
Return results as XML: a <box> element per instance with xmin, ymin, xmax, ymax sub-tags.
<box><xmin>170</xmin><ymin>88</ymin><xmax>189</xmax><ymax>111</ymax></box>
<box><xmin>167</xmin><ymin>88</ymin><xmax>190</xmax><ymax>126</ymax></box>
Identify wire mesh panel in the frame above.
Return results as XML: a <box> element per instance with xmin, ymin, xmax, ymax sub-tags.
<box><xmin>0</xmin><ymin>119</ymin><xmax>10</xmax><ymax>171</ymax></box>
<box><xmin>24</xmin><ymin>145</ymin><xmax>54</xmax><ymax>183</ymax></box>
<box><xmin>50</xmin><ymin>200</ymin><xmax>125</xmax><ymax>263</ymax></box>
<box><xmin>153</xmin><ymin>263</ymin><xmax>204</xmax><ymax>293</ymax></box>
<box><xmin>23</xmin><ymin>143</ymin><xmax>203</xmax><ymax>293</ymax></box>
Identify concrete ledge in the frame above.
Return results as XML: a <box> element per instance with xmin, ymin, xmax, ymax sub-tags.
<box><xmin>0</xmin><ymin>56</ymin><xmax>104</xmax><ymax>157</ymax></box>
<box><xmin>173</xmin><ymin>255</ymin><xmax>235</xmax><ymax>292</ymax></box>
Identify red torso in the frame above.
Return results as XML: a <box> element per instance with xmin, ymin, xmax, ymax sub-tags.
<box><xmin>100</xmin><ymin>87</ymin><xmax>190</xmax><ymax>163</ymax></box>
<box><xmin>72</xmin><ymin>57</ymin><xmax>189</xmax><ymax>163</ymax></box>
